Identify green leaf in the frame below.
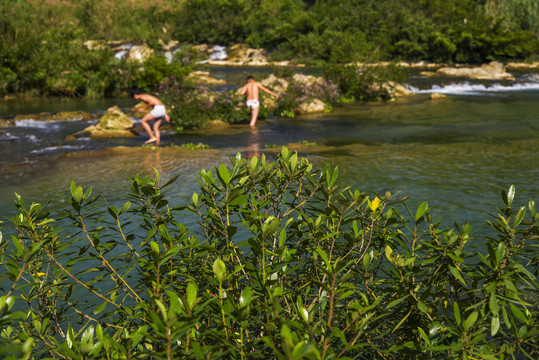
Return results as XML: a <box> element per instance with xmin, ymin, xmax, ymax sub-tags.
<box><xmin>299</xmin><ymin>306</ymin><xmax>309</xmax><ymax>323</ymax></box>
<box><xmin>130</xmin><ymin>325</ymin><xmax>149</xmax><ymax>349</ymax></box>
<box><xmin>512</xmin><ymin>206</ymin><xmax>526</xmax><ymax>228</ymax></box>
<box><xmin>489</xmin><ymin>294</ymin><xmax>499</xmax><ymax>315</ymax></box>
<box><xmin>509</xmin><ymin>303</ymin><xmax>528</xmax><ymax>324</ymax></box>
<box><xmin>463</xmin><ymin>311</ymin><xmax>478</xmax><ymax>332</ymax></box>
<box><xmin>187</xmin><ymin>282</ymin><xmax>197</xmax><ymax>310</ymax></box>
<box><xmin>507</xmin><ymin>185</ymin><xmax>515</xmax><ymax>206</ymax></box>
<box><xmin>454</xmin><ymin>302</ymin><xmax>461</xmax><ymax>325</ymax></box>
<box><xmin>417</xmin><ymin>300</ymin><xmax>429</xmax><ymax>314</ymax></box>
<box><xmin>292</xmin><ymin>341</ymin><xmax>319</xmax><ymax>360</ymax></box>
<box><xmin>150</xmin><ymin>241</ymin><xmax>159</xmax><ymax>254</ymax></box>
<box><xmin>418</xmin><ymin>327</ymin><xmax>431</xmax><ymax>346</ymax></box>
<box><xmin>491</xmin><ymin>316</ymin><xmax>500</xmax><ymax>336</ymax></box>
<box><xmin>449</xmin><ymin>265</ymin><xmax>466</xmax><ymax>285</ymax></box>
<box><xmin>528</xmin><ymin>199</ymin><xmax>536</xmax><ymax>215</ymax></box>
<box><xmin>240</xmin><ymin>286</ymin><xmax>252</xmax><ymax>308</ymax></box>
<box><xmin>429</xmin><ymin>321</ymin><xmax>442</xmax><ymax>337</ymax></box>
<box><xmin>94</xmin><ymin>301</ymin><xmax>107</xmax><ymax>315</ymax></box>
<box><xmin>494</xmin><ymin>242</ymin><xmax>505</xmax><ymax>268</ymax></box>
<box><xmin>386</xmin><ymin>295</ymin><xmax>410</xmax><ymax>309</ymax></box>
<box><xmin>218</xmin><ymin>164</ymin><xmax>230</xmax><ymax>185</ymax></box>
<box><xmin>213</xmin><ymin>257</ymin><xmax>226</xmax><ymax>283</ymax></box>
<box><xmin>415</xmin><ymin>202</ymin><xmax>428</xmax><ymax>222</ymax></box>
<box><xmin>119</xmin><ymin>201</ymin><xmax>131</xmax><ymax>215</ymax></box>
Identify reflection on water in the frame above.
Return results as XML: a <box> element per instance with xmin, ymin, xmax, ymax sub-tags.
<box><xmin>1</xmin><ymin>70</ymin><xmax>538</xmax><ymax>239</ymax></box>
<box><xmin>246</xmin><ymin>127</ymin><xmax>261</xmax><ymax>159</ymax></box>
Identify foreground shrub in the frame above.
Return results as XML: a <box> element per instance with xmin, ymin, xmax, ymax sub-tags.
<box><xmin>0</xmin><ymin>148</ymin><xmax>537</xmax><ymax>359</ymax></box>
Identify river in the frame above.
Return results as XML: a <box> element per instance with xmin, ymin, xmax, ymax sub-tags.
<box><xmin>1</xmin><ymin>66</ymin><xmax>538</xmax><ymax>237</ymax></box>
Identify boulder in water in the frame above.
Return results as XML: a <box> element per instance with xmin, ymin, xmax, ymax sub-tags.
<box><xmin>70</xmin><ymin>106</ymin><xmax>138</xmax><ymax>140</ymax></box>
<box><xmin>297</xmin><ymin>99</ymin><xmax>326</xmax><ymax>114</ymax></box>
<box><xmin>369</xmin><ymin>81</ymin><xmax>414</xmax><ymax>97</ymax></box>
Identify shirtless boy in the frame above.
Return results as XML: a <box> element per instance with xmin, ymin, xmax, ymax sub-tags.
<box><xmin>239</xmin><ymin>75</ymin><xmax>279</xmax><ymax>127</ymax></box>
<box><xmin>131</xmin><ymin>89</ymin><xmax>170</xmax><ymax>145</ymax></box>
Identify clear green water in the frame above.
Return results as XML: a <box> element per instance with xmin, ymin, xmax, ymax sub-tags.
<box><xmin>1</xmin><ymin>68</ymin><xmax>538</xmax><ymax>237</ymax></box>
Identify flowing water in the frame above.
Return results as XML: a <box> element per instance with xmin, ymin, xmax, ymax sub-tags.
<box><xmin>1</xmin><ymin>67</ymin><xmax>538</xmax><ymax>238</ymax></box>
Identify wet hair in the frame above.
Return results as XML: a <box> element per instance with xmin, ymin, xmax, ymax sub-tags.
<box><xmin>246</xmin><ymin>75</ymin><xmax>255</xmax><ymax>81</ymax></box>
<box><xmin>130</xmin><ymin>88</ymin><xmax>143</xmax><ymax>97</ymax></box>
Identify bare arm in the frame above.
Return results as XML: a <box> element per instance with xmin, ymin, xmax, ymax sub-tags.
<box><xmin>257</xmin><ymin>83</ymin><xmax>279</xmax><ymax>98</ymax></box>
<box><xmin>239</xmin><ymin>85</ymin><xmax>247</xmax><ymax>96</ymax></box>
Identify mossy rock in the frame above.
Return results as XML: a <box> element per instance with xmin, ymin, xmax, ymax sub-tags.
<box><xmin>97</xmin><ymin>106</ymin><xmax>134</xmax><ymax>130</ymax></box>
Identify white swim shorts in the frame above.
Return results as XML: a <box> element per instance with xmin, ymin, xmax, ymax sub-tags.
<box><xmin>246</xmin><ymin>99</ymin><xmax>260</xmax><ymax>109</ymax></box>
<box><xmin>151</xmin><ymin>105</ymin><xmax>167</xmax><ymax>118</ymax></box>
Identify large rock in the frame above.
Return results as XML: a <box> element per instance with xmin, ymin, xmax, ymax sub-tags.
<box><xmin>70</xmin><ymin>106</ymin><xmax>137</xmax><ymax>140</ymax></box>
<box><xmin>370</xmin><ymin>81</ymin><xmax>414</xmax><ymax>97</ymax></box>
<box><xmin>436</xmin><ymin>61</ymin><xmax>515</xmax><ymax>80</ymax></box>
<box><xmin>97</xmin><ymin>106</ymin><xmax>134</xmax><ymax>129</ymax></box>
<box><xmin>297</xmin><ymin>99</ymin><xmax>326</xmax><ymax>114</ymax></box>
<box><xmin>260</xmin><ymin>74</ymin><xmax>289</xmax><ymax>94</ymax></box>
<box><xmin>127</xmin><ymin>102</ymin><xmax>151</xmax><ymax>118</ymax></box>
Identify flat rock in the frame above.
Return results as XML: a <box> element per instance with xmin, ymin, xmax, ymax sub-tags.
<box><xmin>436</xmin><ymin>61</ymin><xmax>515</xmax><ymax>80</ymax></box>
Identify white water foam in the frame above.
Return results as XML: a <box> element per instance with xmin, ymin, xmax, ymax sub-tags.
<box><xmin>30</xmin><ymin>145</ymin><xmax>82</xmax><ymax>154</ymax></box>
<box><xmin>407</xmin><ymin>81</ymin><xmax>539</xmax><ymax>95</ymax></box>
<box><xmin>0</xmin><ymin>132</ymin><xmax>18</xmax><ymax>141</ymax></box>
<box><xmin>15</xmin><ymin>117</ymin><xmax>84</xmax><ymax>128</ymax></box>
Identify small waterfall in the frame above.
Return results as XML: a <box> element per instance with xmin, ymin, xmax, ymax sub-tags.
<box><xmin>209</xmin><ymin>45</ymin><xmax>227</xmax><ymax>60</ymax></box>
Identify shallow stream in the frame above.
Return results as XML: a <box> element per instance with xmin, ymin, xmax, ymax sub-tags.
<box><xmin>1</xmin><ymin>67</ymin><xmax>538</xmax><ymax>237</ymax></box>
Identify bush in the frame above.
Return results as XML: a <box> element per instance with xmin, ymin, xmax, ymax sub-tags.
<box><xmin>1</xmin><ymin>149</ymin><xmax>537</xmax><ymax>359</ymax></box>
<box><xmin>157</xmin><ymin>77</ymin><xmax>258</xmax><ymax>129</ymax></box>
<box><xmin>324</xmin><ymin>63</ymin><xmax>408</xmax><ymax>102</ymax></box>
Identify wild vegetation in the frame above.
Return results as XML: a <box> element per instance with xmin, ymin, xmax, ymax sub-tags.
<box><xmin>1</xmin><ymin>0</ymin><xmax>538</xmax><ymax>97</ymax></box>
<box><xmin>1</xmin><ymin>149</ymin><xmax>537</xmax><ymax>359</ymax></box>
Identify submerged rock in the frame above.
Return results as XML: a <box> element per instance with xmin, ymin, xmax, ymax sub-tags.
<box><xmin>70</xmin><ymin>106</ymin><xmax>138</xmax><ymax>140</ymax></box>
<box><xmin>11</xmin><ymin>111</ymin><xmax>96</xmax><ymax>123</ymax></box>
<box><xmin>187</xmin><ymin>71</ymin><xmax>226</xmax><ymax>85</ymax></box>
<box><xmin>430</xmin><ymin>93</ymin><xmax>447</xmax><ymax>100</ymax></box>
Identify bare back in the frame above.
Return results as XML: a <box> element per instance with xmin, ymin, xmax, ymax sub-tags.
<box><xmin>138</xmin><ymin>94</ymin><xmax>163</xmax><ymax>106</ymax></box>
<box><xmin>241</xmin><ymin>81</ymin><xmax>261</xmax><ymax>100</ymax></box>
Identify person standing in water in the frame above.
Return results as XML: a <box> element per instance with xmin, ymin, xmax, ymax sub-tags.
<box><xmin>131</xmin><ymin>89</ymin><xmax>170</xmax><ymax>145</ymax></box>
<box><xmin>239</xmin><ymin>75</ymin><xmax>279</xmax><ymax>127</ymax></box>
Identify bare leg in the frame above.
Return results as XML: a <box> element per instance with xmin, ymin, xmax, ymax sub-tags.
<box><xmin>153</xmin><ymin>119</ymin><xmax>162</xmax><ymax>145</ymax></box>
<box><xmin>141</xmin><ymin>113</ymin><xmax>157</xmax><ymax>143</ymax></box>
<box><xmin>250</xmin><ymin>107</ymin><xmax>260</xmax><ymax>127</ymax></box>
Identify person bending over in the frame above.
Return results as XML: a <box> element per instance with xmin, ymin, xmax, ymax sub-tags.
<box><xmin>239</xmin><ymin>75</ymin><xmax>278</xmax><ymax>127</ymax></box>
<box><xmin>131</xmin><ymin>89</ymin><xmax>171</xmax><ymax>145</ymax></box>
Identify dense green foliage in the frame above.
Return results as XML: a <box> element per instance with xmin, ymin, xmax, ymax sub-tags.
<box><xmin>1</xmin><ymin>149</ymin><xmax>538</xmax><ymax>359</ymax></box>
<box><xmin>1</xmin><ymin>0</ymin><xmax>538</xmax><ymax>96</ymax></box>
